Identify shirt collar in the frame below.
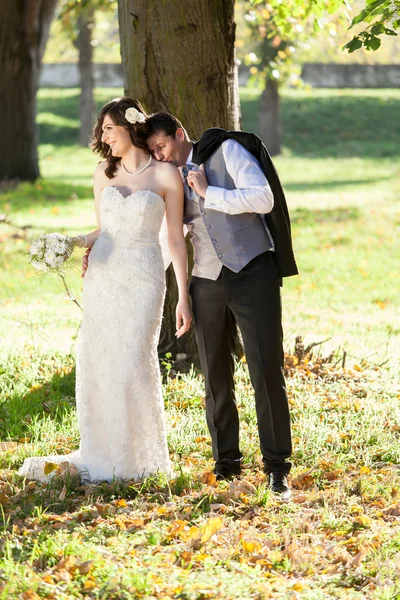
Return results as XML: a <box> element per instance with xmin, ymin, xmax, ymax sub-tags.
<box><xmin>185</xmin><ymin>147</ymin><xmax>194</xmax><ymax>164</ymax></box>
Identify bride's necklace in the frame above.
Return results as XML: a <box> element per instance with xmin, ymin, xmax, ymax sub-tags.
<box><xmin>121</xmin><ymin>155</ymin><xmax>152</xmax><ymax>176</ymax></box>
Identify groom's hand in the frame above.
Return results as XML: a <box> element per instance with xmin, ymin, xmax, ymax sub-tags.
<box><xmin>81</xmin><ymin>248</ymin><xmax>91</xmax><ymax>278</ymax></box>
<box><xmin>187</xmin><ymin>164</ymin><xmax>208</xmax><ymax>198</ymax></box>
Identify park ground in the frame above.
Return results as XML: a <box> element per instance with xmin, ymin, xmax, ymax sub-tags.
<box><xmin>0</xmin><ymin>88</ymin><xmax>399</xmax><ymax>599</ymax></box>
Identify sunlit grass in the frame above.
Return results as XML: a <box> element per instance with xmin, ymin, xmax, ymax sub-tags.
<box><xmin>0</xmin><ymin>87</ymin><xmax>399</xmax><ymax>598</ymax></box>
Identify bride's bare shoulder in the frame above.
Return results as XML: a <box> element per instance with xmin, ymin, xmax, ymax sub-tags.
<box><xmin>152</xmin><ymin>160</ymin><xmax>178</xmax><ymax>173</ymax></box>
<box><xmin>94</xmin><ymin>160</ymin><xmax>107</xmax><ymax>175</ymax></box>
<box><xmin>94</xmin><ymin>160</ymin><xmax>109</xmax><ymax>183</ymax></box>
<box><xmin>152</xmin><ymin>159</ymin><xmax>180</xmax><ymax>182</ymax></box>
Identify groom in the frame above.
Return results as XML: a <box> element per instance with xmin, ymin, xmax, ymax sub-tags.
<box><xmin>145</xmin><ymin>114</ymin><xmax>298</xmax><ymax>498</ymax></box>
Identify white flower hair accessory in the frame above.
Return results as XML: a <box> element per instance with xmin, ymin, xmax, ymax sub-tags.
<box><xmin>125</xmin><ymin>107</ymin><xmax>146</xmax><ymax>124</ymax></box>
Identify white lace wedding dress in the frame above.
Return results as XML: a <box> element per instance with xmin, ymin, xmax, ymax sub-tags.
<box><xmin>19</xmin><ymin>187</ymin><xmax>171</xmax><ymax>483</ymax></box>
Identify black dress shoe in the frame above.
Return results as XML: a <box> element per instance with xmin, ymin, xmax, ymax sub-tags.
<box><xmin>269</xmin><ymin>472</ymin><xmax>291</xmax><ymax>500</ymax></box>
<box><xmin>213</xmin><ymin>461</ymin><xmax>241</xmax><ymax>481</ymax></box>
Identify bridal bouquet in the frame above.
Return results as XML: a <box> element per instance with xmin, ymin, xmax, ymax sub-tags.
<box><xmin>29</xmin><ymin>233</ymin><xmax>81</xmax><ymax>272</ymax></box>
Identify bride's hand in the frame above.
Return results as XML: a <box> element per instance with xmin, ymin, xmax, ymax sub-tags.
<box><xmin>81</xmin><ymin>248</ymin><xmax>91</xmax><ymax>278</ymax></box>
<box><xmin>175</xmin><ymin>300</ymin><xmax>192</xmax><ymax>338</ymax></box>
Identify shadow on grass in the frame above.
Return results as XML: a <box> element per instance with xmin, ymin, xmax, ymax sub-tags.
<box><xmin>0</xmin><ymin>367</ymin><xmax>76</xmax><ymax>441</ymax></box>
<box><xmin>0</xmin><ymin>179</ymin><xmax>92</xmax><ymax>213</ymax></box>
<box><xmin>284</xmin><ymin>175</ymin><xmax>395</xmax><ymax>193</ymax></box>
<box><xmin>283</xmin><ymin>94</ymin><xmax>400</xmax><ymax>159</ymax></box>
<box><xmin>37</xmin><ymin>88</ymin><xmax>400</xmax><ymax>159</ymax></box>
<box><xmin>290</xmin><ymin>206</ymin><xmax>361</xmax><ymax>226</ymax></box>
<box><xmin>241</xmin><ymin>92</ymin><xmax>400</xmax><ymax>159</ymax></box>
<box><xmin>37</xmin><ymin>89</ymin><xmax>121</xmax><ymax>146</ymax></box>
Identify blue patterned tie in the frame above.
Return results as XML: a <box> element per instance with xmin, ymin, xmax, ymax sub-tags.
<box><xmin>182</xmin><ymin>164</ymin><xmax>200</xmax><ymax>204</ymax></box>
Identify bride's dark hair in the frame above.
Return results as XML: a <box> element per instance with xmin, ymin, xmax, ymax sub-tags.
<box><xmin>91</xmin><ymin>97</ymin><xmax>149</xmax><ymax>179</ymax></box>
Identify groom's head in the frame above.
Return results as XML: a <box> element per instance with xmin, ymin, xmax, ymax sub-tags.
<box><xmin>145</xmin><ymin>113</ymin><xmax>192</xmax><ymax>167</ymax></box>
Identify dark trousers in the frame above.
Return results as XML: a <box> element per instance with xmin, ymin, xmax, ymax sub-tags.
<box><xmin>189</xmin><ymin>252</ymin><xmax>292</xmax><ymax>474</ymax></box>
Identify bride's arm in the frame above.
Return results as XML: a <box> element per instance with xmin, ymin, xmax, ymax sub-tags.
<box><xmin>81</xmin><ymin>163</ymin><xmax>107</xmax><ymax>276</ymax></box>
<box><xmin>164</xmin><ymin>165</ymin><xmax>192</xmax><ymax>338</ymax></box>
<box><xmin>78</xmin><ymin>162</ymin><xmax>105</xmax><ymax>247</ymax></box>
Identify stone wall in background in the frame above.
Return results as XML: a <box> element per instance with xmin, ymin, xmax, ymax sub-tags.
<box><xmin>40</xmin><ymin>63</ymin><xmax>124</xmax><ymax>88</ymax></box>
<box><xmin>40</xmin><ymin>63</ymin><xmax>400</xmax><ymax>88</ymax></box>
<box><xmin>300</xmin><ymin>63</ymin><xmax>400</xmax><ymax>88</ymax></box>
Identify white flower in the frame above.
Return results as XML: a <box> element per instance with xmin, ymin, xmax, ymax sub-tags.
<box><xmin>44</xmin><ymin>250</ymin><xmax>57</xmax><ymax>267</ymax></box>
<box><xmin>50</xmin><ymin>239</ymin><xmax>67</xmax><ymax>254</ymax></box>
<box><xmin>125</xmin><ymin>107</ymin><xmax>146</xmax><ymax>125</ymax></box>
<box><xmin>30</xmin><ymin>237</ymin><xmax>45</xmax><ymax>255</ymax></box>
<box><xmin>53</xmin><ymin>255</ymin><xmax>64</xmax><ymax>267</ymax></box>
<box><xmin>29</xmin><ymin>232</ymin><xmax>74</xmax><ymax>273</ymax></box>
<box><xmin>31</xmin><ymin>260</ymin><xmax>48</xmax><ymax>272</ymax></box>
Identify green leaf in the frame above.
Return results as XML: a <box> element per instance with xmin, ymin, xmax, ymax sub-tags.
<box><xmin>365</xmin><ymin>35</ymin><xmax>382</xmax><ymax>51</ymax></box>
<box><xmin>313</xmin><ymin>18</ymin><xmax>324</xmax><ymax>32</ymax></box>
<box><xmin>351</xmin><ymin>8</ymin><xmax>372</xmax><ymax>25</ymax></box>
<box><xmin>384</xmin><ymin>28</ymin><xmax>398</xmax><ymax>36</ymax></box>
<box><xmin>351</xmin><ymin>0</ymin><xmax>386</xmax><ymax>25</ymax></box>
<box><xmin>370</xmin><ymin>22</ymin><xmax>385</xmax><ymax>35</ymax></box>
<box><xmin>343</xmin><ymin>37</ymin><xmax>363</xmax><ymax>53</ymax></box>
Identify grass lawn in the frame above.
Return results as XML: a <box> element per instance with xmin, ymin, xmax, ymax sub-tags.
<box><xmin>0</xmin><ymin>88</ymin><xmax>399</xmax><ymax>599</ymax></box>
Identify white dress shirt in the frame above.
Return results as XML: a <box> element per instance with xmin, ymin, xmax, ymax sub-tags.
<box><xmin>186</xmin><ymin>140</ymin><xmax>274</xmax><ymax>215</ymax></box>
<box><xmin>160</xmin><ymin>140</ymin><xmax>275</xmax><ymax>271</ymax></box>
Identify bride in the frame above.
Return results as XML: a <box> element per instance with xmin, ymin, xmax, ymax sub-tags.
<box><xmin>19</xmin><ymin>97</ymin><xmax>191</xmax><ymax>483</ymax></box>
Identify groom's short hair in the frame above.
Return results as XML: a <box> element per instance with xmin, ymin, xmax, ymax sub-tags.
<box><xmin>145</xmin><ymin>112</ymin><xmax>189</xmax><ymax>140</ymax></box>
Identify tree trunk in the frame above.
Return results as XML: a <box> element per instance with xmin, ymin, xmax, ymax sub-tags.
<box><xmin>259</xmin><ymin>78</ymin><xmax>281</xmax><ymax>156</ymax></box>
<box><xmin>118</xmin><ymin>0</ymin><xmax>240</xmax><ymax>366</ymax></box>
<box><xmin>77</xmin><ymin>7</ymin><xmax>95</xmax><ymax>147</ymax></box>
<box><xmin>0</xmin><ymin>0</ymin><xmax>57</xmax><ymax>182</ymax></box>
<box><xmin>118</xmin><ymin>0</ymin><xmax>240</xmax><ymax>137</ymax></box>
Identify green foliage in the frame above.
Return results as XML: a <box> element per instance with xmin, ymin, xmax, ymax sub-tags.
<box><xmin>237</xmin><ymin>0</ymin><xmax>346</xmax><ymax>87</ymax></box>
<box><xmin>59</xmin><ymin>0</ymin><xmax>117</xmax><ymax>39</ymax></box>
<box><xmin>44</xmin><ymin>0</ymin><xmax>119</xmax><ymax>63</ymax></box>
<box><xmin>344</xmin><ymin>0</ymin><xmax>399</xmax><ymax>52</ymax></box>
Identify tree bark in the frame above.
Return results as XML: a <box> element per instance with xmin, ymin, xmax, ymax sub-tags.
<box><xmin>118</xmin><ymin>0</ymin><xmax>240</xmax><ymax>137</ymax></box>
<box><xmin>259</xmin><ymin>78</ymin><xmax>281</xmax><ymax>156</ymax></box>
<box><xmin>118</xmin><ymin>0</ymin><xmax>240</xmax><ymax>366</ymax></box>
<box><xmin>77</xmin><ymin>7</ymin><xmax>95</xmax><ymax>147</ymax></box>
<box><xmin>0</xmin><ymin>0</ymin><xmax>57</xmax><ymax>181</ymax></box>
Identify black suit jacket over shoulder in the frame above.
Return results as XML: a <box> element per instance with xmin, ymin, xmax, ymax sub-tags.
<box><xmin>192</xmin><ymin>128</ymin><xmax>298</xmax><ymax>280</ymax></box>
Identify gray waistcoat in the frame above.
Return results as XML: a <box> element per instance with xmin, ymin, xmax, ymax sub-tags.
<box><xmin>184</xmin><ymin>145</ymin><xmax>273</xmax><ymax>280</ymax></box>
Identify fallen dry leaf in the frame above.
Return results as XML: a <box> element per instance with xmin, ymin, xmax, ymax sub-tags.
<box><xmin>292</xmin><ymin>493</ymin><xmax>308</xmax><ymax>504</ymax></box>
<box><xmin>54</xmin><ymin>555</ymin><xmax>77</xmax><ymax>573</ymax></box>
<box><xmin>115</xmin><ymin>498</ymin><xmax>128</xmax><ymax>508</ymax></box>
<box><xmin>58</xmin><ymin>485</ymin><xmax>67</xmax><ymax>501</ymax></box>
<box><xmin>228</xmin><ymin>480</ymin><xmax>257</xmax><ymax>499</ymax></box>
<box><xmin>242</xmin><ymin>539</ymin><xmax>263</xmax><ymax>554</ymax></box>
<box><xmin>83</xmin><ymin>580</ymin><xmax>97</xmax><ymax>591</ymax></box>
<box><xmin>0</xmin><ymin>441</ymin><xmax>19</xmax><ymax>452</ymax></box>
<box><xmin>94</xmin><ymin>503</ymin><xmax>113</xmax><ymax>517</ymax></box>
<box><xmin>201</xmin><ymin>471</ymin><xmax>217</xmax><ymax>485</ymax></box>
<box><xmin>53</xmin><ymin>568</ymin><xmax>71</xmax><ymax>583</ymax></box>
<box><xmin>166</xmin><ymin>519</ymin><xmax>188</xmax><ymax>538</ymax></box>
<box><xmin>77</xmin><ymin>560</ymin><xmax>94</xmax><ymax>575</ymax></box>
<box><xmin>21</xmin><ymin>592</ymin><xmax>41</xmax><ymax>600</ymax></box>
<box><xmin>43</xmin><ymin>462</ymin><xmax>59</xmax><ymax>476</ymax></box>
<box><xmin>382</xmin><ymin>505</ymin><xmax>400</xmax><ymax>516</ymax></box>
<box><xmin>201</xmin><ymin>517</ymin><xmax>223</xmax><ymax>544</ymax></box>
<box><xmin>291</xmin><ymin>468</ymin><xmax>315</xmax><ymax>490</ymax></box>
<box><xmin>350</xmin><ymin>548</ymin><xmax>369</xmax><ymax>568</ymax></box>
